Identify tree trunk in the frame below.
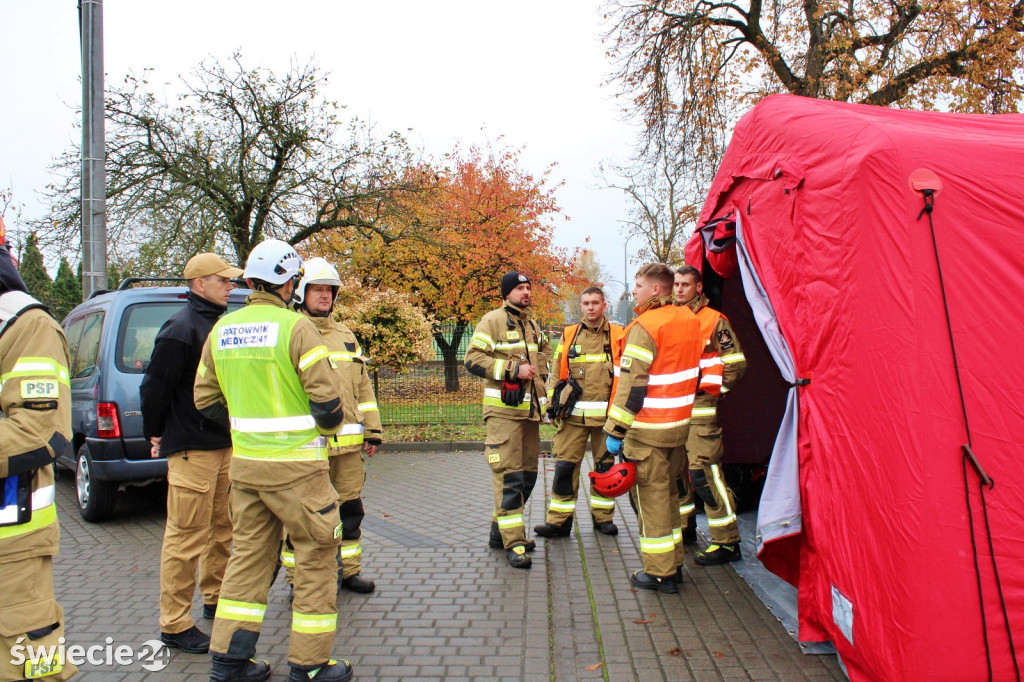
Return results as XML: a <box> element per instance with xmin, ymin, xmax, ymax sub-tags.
<box><xmin>434</xmin><ymin>322</ymin><xmax>467</xmax><ymax>393</ymax></box>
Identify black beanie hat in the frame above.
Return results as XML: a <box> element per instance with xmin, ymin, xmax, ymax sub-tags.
<box><xmin>500</xmin><ymin>271</ymin><xmax>530</xmax><ymax>299</ymax></box>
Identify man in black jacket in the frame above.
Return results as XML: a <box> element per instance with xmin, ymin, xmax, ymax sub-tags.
<box><xmin>141</xmin><ymin>253</ymin><xmax>241</xmax><ymax>655</ymax></box>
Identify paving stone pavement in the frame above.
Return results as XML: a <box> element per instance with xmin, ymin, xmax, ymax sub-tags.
<box><xmin>49</xmin><ymin>450</ymin><xmax>845</xmax><ymax>681</ymax></box>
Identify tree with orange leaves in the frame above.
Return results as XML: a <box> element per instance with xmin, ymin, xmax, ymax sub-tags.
<box><xmin>311</xmin><ymin>145</ymin><xmax>583</xmax><ymax>391</ymax></box>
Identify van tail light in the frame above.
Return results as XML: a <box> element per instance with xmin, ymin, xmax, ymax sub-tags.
<box><xmin>97</xmin><ymin>402</ymin><xmax>122</xmax><ymax>438</ymax></box>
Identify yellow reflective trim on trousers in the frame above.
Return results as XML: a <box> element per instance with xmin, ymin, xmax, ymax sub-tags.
<box><xmin>298</xmin><ymin>345</ymin><xmax>330</xmax><ymax>371</ymax></box>
<box><xmin>679</xmin><ymin>504</ymin><xmax>695</xmax><ymax>516</ymax></box>
<box><xmin>280</xmin><ymin>549</ymin><xmax>296</xmax><ymax>567</ymax></box>
<box><xmin>496</xmin><ymin>514</ymin><xmax>524</xmax><ymax>528</ymax></box>
<box><xmin>623</xmin><ymin>344</ymin><xmax>654</xmax><ymax>363</ymax></box>
<box><xmin>482</xmin><ymin>396</ymin><xmax>532</xmax><ymax>410</ymax></box>
<box><xmin>493</xmin><ymin>359</ymin><xmax>505</xmax><ymax>381</ymax></box>
<box><xmin>357</xmin><ymin>401</ymin><xmax>378</xmax><ymax>412</ymax></box>
<box><xmin>721</xmin><ymin>352</ymin><xmax>746</xmax><ymax>364</ymax></box>
<box><xmin>639</xmin><ymin>535</ymin><xmax>676</xmax><ymax>553</ymax></box>
<box><xmin>708</xmin><ymin>514</ymin><xmax>738</xmax><ymax>527</ymax></box>
<box><xmin>710</xmin><ymin>464</ymin><xmax>735</xmax><ymax>518</ymax></box>
<box><xmin>339</xmin><ymin>543</ymin><xmax>362</xmax><ymax>559</ymax></box>
<box><xmin>292</xmin><ymin>612</ymin><xmax>337</xmax><ymax>634</ymax></box>
<box><xmin>590</xmin><ymin>495</ymin><xmax>615</xmax><ymax>509</ymax></box>
<box><xmin>548</xmin><ymin>499</ymin><xmax>576</xmax><ymax>513</ymax></box>
<box><xmin>0</xmin><ymin>503</ymin><xmax>56</xmax><ymax>539</ymax></box>
<box><xmin>673</xmin><ymin>527</ymin><xmax>683</xmax><ymax>543</ymax></box>
<box><xmin>607</xmin><ymin>405</ymin><xmax>635</xmax><ymax>426</ymax></box>
<box><xmin>217</xmin><ymin>599</ymin><xmax>267</xmax><ymax>623</ymax></box>
<box><xmin>691</xmin><ymin>407</ymin><xmax>717</xmax><ymax>418</ymax></box>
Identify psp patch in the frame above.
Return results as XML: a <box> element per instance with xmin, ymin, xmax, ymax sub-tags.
<box><xmin>20</xmin><ymin>379</ymin><xmax>60</xmax><ymax>400</ymax></box>
<box><xmin>716</xmin><ymin>329</ymin><xmax>734</xmax><ymax>349</ymax></box>
<box><xmin>619</xmin><ymin>356</ymin><xmax>633</xmax><ymax>369</ymax></box>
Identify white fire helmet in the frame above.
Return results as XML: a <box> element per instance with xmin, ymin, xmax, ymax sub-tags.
<box><xmin>242</xmin><ymin>239</ymin><xmax>303</xmax><ymax>285</ymax></box>
<box><xmin>295</xmin><ymin>257</ymin><xmax>342</xmax><ymax>305</ymax></box>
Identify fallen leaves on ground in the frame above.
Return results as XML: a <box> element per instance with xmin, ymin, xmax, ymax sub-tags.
<box><xmin>584</xmin><ymin>662</ymin><xmax>604</xmax><ymax>671</ymax></box>
<box><xmin>667</xmin><ymin>648</ymin><xmax>682</xmax><ymax>657</ymax></box>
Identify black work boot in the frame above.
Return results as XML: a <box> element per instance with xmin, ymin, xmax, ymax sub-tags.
<box><xmin>682</xmin><ymin>516</ymin><xmax>698</xmax><ymax>545</ymax></box>
<box><xmin>287</xmin><ymin>659</ymin><xmax>354</xmax><ymax>682</ymax></box>
<box><xmin>630</xmin><ymin>570</ymin><xmax>679</xmax><ymax>594</ymax></box>
<box><xmin>506</xmin><ymin>543</ymin><xmax>532</xmax><ymax>569</ymax></box>
<box><xmin>203</xmin><ymin>601</ymin><xmax>218</xmax><ymax>619</ymax></box>
<box><xmin>694</xmin><ymin>543</ymin><xmax>742</xmax><ymax>566</ymax></box>
<box><xmin>592</xmin><ymin>515</ymin><xmax>618</xmax><ymax>535</ymax></box>
<box><xmin>210</xmin><ymin>655</ymin><xmax>272</xmax><ymax>681</ymax></box>
<box><xmin>490</xmin><ymin>522</ymin><xmax>535</xmax><ymax>550</ymax></box>
<box><xmin>533</xmin><ymin>518</ymin><xmax>573</xmax><ymax>538</ymax></box>
<box><xmin>161</xmin><ymin>625</ymin><xmax>210</xmax><ymax>654</ymax></box>
<box><xmin>339</xmin><ymin>573</ymin><xmax>376</xmax><ymax>593</ymax></box>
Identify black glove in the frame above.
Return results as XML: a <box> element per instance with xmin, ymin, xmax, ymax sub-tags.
<box><xmin>553</xmin><ymin>378</ymin><xmax>583</xmax><ymax>419</ymax></box>
<box><xmin>365</xmin><ymin>438</ymin><xmax>382</xmax><ymax>447</ymax></box>
<box><xmin>500</xmin><ymin>380</ymin><xmax>526</xmax><ymax>406</ymax></box>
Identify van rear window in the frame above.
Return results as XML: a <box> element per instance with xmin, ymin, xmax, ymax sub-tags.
<box><xmin>116</xmin><ymin>303</ymin><xmax>184</xmax><ymax>373</ymax></box>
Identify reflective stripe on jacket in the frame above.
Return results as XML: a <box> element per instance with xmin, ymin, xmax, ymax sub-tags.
<box><xmin>685</xmin><ymin>295</ymin><xmax>747</xmax><ymax>422</ymax></box>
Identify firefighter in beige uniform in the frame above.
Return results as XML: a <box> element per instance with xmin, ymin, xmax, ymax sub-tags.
<box><xmin>673</xmin><ymin>265</ymin><xmax>747</xmax><ymax>565</ymax></box>
<box><xmin>0</xmin><ymin>223</ymin><xmax>77</xmax><ymax>681</ymax></box>
<box><xmin>604</xmin><ymin>263</ymin><xmax>704</xmax><ymax>594</ymax></box>
<box><xmin>534</xmin><ymin>286</ymin><xmax>624</xmax><ymax>538</ymax></box>
<box><xmin>195</xmin><ymin>240</ymin><xmax>355</xmax><ymax>682</ymax></box>
<box><xmin>464</xmin><ymin>271</ymin><xmax>551</xmax><ymax>569</ymax></box>
<box><xmin>281</xmin><ymin>258</ymin><xmax>382</xmax><ymax>594</ymax></box>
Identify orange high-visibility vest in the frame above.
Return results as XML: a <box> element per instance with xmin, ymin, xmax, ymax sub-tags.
<box><xmin>557</xmin><ymin>322</ymin><xmax>625</xmax><ymax>381</ymax></box>
<box><xmin>613</xmin><ymin>305</ymin><xmax>704</xmax><ymax>430</ymax></box>
<box><xmin>695</xmin><ymin>307</ymin><xmax>724</xmax><ymax>396</ymax></box>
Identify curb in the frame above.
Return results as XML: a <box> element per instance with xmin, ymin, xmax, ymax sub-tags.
<box><xmin>380</xmin><ymin>439</ymin><xmax>555</xmax><ymax>453</ymax></box>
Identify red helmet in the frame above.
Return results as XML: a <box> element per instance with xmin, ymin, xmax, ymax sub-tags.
<box><xmin>588</xmin><ymin>462</ymin><xmax>636</xmax><ymax>498</ymax></box>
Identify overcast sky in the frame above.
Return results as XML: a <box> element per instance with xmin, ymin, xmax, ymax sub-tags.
<box><xmin>0</xmin><ymin>0</ymin><xmax>645</xmax><ymax>297</ymax></box>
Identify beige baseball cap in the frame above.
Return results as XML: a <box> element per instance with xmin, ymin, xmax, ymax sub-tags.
<box><xmin>182</xmin><ymin>253</ymin><xmax>243</xmax><ymax>279</ymax></box>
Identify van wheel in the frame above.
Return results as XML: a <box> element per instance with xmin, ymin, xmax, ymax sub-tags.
<box><xmin>76</xmin><ymin>445</ymin><xmax>117</xmax><ymax>522</ymax></box>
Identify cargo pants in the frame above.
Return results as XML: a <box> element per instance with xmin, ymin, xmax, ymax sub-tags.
<box><xmin>677</xmin><ymin>421</ymin><xmax>741</xmax><ymax>545</ymax></box>
<box><xmin>485</xmin><ymin>417</ymin><xmax>540</xmax><ymax>549</ymax></box>
<box><xmin>210</xmin><ymin>473</ymin><xmax>342</xmax><ymax>667</ymax></box>
<box><xmin>282</xmin><ymin>451</ymin><xmax>367</xmax><ymax>583</ymax></box>
<box><xmin>627</xmin><ymin>439</ymin><xmax>686</xmax><ymax>577</ymax></box>
<box><xmin>544</xmin><ymin>421</ymin><xmax>615</xmax><ymax>527</ymax></box>
<box><xmin>159</xmin><ymin>447</ymin><xmax>232</xmax><ymax>633</ymax></box>
<box><xmin>0</xmin><ymin>556</ymin><xmax>78</xmax><ymax>681</ymax></box>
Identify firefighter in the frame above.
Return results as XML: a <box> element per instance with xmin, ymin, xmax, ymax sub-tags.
<box><xmin>0</xmin><ymin>217</ymin><xmax>77</xmax><ymax>680</ymax></box>
<box><xmin>464</xmin><ymin>271</ymin><xmax>552</xmax><ymax>569</ymax></box>
<box><xmin>673</xmin><ymin>265</ymin><xmax>748</xmax><ymax>565</ymax></box>
<box><xmin>534</xmin><ymin>286</ymin><xmax>624</xmax><ymax>538</ymax></box>
<box><xmin>604</xmin><ymin>263</ymin><xmax>704</xmax><ymax>593</ymax></box>
<box><xmin>142</xmin><ymin>253</ymin><xmax>242</xmax><ymax>654</ymax></box>
<box><xmin>281</xmin><ymin>258</ymin><xmax>382</xmax><ymax>594</ymax></box>
<box><xmin>195</xmin><ymin>240</ymin><xmax>355</xmax><ymax>682</ymax></box>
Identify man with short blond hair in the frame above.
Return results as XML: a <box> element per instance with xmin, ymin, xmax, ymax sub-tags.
<box><xmin>143</xmin><ymin>252</ymin><xmax>242</xmax><ymax>654</ymax></box>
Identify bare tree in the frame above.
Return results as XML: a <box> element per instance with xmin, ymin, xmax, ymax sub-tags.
<box><xmin>605</xmin><ymin>0</ymin><xmax>1024</xmax><ymax>154</ymax></box>
<box><xmin>34</xmin><ymin>52</ymin><xmax>423</xmax><ymax>272</ymax></box>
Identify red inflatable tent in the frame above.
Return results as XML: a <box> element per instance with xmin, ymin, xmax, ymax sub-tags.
<box><xmin>685</xmin><ymin>94</ymin><xmax>1024</xmax><ymax>681</ymax></box>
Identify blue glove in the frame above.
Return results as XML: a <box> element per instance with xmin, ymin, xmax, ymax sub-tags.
<box><xmin>605</xmin><ymin>435</ymin><xmax>623</xmax><ymax>456</ymax></box>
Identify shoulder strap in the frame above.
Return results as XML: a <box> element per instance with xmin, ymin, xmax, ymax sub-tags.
<box><xmin>0</xmin><ymin>291</ymin><xmax>47</xmax><ymax>344</ymax></box>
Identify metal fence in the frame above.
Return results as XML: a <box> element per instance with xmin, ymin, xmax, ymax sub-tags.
<box><xmin>376</xmin><ymin>321</ymin><xmax>483</xmax><ymax>424</ymax></box>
